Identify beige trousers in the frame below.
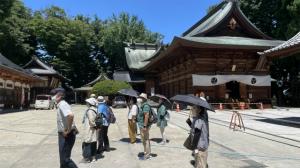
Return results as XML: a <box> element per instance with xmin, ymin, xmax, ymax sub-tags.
<box><xmin>128</xmin><ymin>119</ymin><xmax>136</xmax><ymax>143</ymax></box>
<box><xmin>140</xmin><ymin>128</ymin><xmax>151</xmax><ymax>157</ymax></box>
<box><xmin>195</xmin><ymin>150</ymin><xmax>208</xmax><ymax>168</ymax></box>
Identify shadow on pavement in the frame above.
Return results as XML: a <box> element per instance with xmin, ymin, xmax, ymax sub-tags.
<box><xmin>137</xmin><ymin>152</ymin><xmax>158</xmax><ymax>158</ymax></box>
<box><xmin>255</xmin><ymin>117</ymin><xmax>300</xmax><ymax>128</ymax></box>
<box><xmin>119</xmin><ymin>138</ymin><xmax>141</xmax><ymax>143</ymax></box>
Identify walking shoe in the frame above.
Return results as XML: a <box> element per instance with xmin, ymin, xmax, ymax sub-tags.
<box><xmin>139</xmin><ymin>155</ymin><xmax>151</xmax><ymax>161</ymax></box>
<box><xmin>158</xmin><ymin>141</ymin><xmax>166</xmax><ymax>145</ymax></box>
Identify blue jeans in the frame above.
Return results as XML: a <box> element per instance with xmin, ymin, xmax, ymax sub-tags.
<box><xmin>58</xmin><ymin>131</ymin><xmax>78</xmax><ymax>168</ymax></box>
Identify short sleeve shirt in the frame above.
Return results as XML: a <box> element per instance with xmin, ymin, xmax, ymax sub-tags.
<box><xmin>128</xmin><ymin>104</ymin><xmax>138</xmax><ymax>119</ymax></box>
<box><xmin>57</xmin><ymin>100</ymin><xmax>74</xmax><ymax>132</ymax></box>
<box><xmin>137</xmin><ymin>102</ymin><xmax>151</xmax><ymax>128</ymax></box>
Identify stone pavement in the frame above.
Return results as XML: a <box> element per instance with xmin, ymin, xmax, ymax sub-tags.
<box><xmin>0</xmin><ymin>105</ymin><xmax>300</xmax><ymax>168</ymax></box>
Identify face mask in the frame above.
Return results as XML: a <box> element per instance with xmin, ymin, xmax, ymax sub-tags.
<box><xmin>51</xmin><ymin>95</ymin><xmax>57</xmax><ymax>102</ymax></box>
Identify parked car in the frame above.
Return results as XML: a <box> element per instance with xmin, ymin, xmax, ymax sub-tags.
<box><xmin>35</xmin><ymin>95</ymin><xmax>55</xmax><ymax>110</ymax></box>
<box><xmin>112</xmin><ymin>96</ymin><xmax>127</xmax><ymax>108</ymax></box>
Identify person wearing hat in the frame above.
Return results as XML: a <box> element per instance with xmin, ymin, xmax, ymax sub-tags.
<box><xmin>51</xmin><ymin>88</ymin><xmax>78</xmax><ymax>168</ymax></box>
<box><xmin>97</xmin><ymin>96</ymin><xmax>111</xmax><ymax>153</ymax></box>
<box><xmin>137</xmin><ymin>93</ymin><xmax>152</xmax><ymax>160</ymax></box>
<box><xmin>82</xmin><ymin>98</ymin><xmax>98</xmax><ymax>162</ymax></box>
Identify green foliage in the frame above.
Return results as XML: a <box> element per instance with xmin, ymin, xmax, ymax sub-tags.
<box><xmin>0</xmin><ymin>1</ymin><xmax>162</xmax><ymax>88</ymax></box>
<box><xmin>0</xmin><ymin>0</ymin><xmax>15</xmax><ymax>22</ymax></box>
<box><xmin>96</xmin><ymin>12</ymin><xmax>163</xmax><ymax>71</ymax></box>
<box><xmin>0</xmin><ymin>0</ymin><xmax>34</xmax><ymax>65</ymax></box>
<box><xmin>92</xmin><ymin>80</ymin><xmax>131</xmax><ymax>96</ymax></box>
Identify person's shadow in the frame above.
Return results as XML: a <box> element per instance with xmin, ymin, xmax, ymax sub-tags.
<box><xmin>137</xmin><ymin>152</ymin><xmax>158</xmax><ymax>158</ymax></box>
<box><xmin>150</xmin><ymin>138</ymin><xmax>170</xmax><ymax>143</ymax></box>
<box><xmin>119</xmin><ymin>138</ymin><xmax>141</xmax><ymax>143</ymax></box>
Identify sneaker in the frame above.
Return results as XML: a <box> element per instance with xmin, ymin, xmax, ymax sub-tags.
<box><xmin>158</xmin><ymin>141</ymin><xmax>166</xmax><ymax>145</ymax></box>
<box><xmin>139</xmin><ymin>155</ymin><xmax>151</xmax><ymax>161</ymax></box>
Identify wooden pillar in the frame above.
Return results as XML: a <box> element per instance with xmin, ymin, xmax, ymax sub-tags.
<box><xmin>240</xmin><ymin>83</ymin><xmax>247</xmax><ymax>99</ymax></box>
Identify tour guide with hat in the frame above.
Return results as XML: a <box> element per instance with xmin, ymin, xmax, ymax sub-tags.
<box><xmin>137</xmin><ymin>93</ymin><xmax>152</xmax><ymax>160</ymax></box>
<box><xmin>51</xmin><ymin>88</ymin><xmax>78</xmax><ymax>168</ymax></box>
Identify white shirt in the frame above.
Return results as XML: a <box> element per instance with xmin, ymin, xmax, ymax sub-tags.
<box><xmin>128</xmin><ymin>104</ymin><xmax>138</xmax><ymax>120</ymax></box>
<box><xmin>57</xmin><ymin>100</ymin><xmax>74</xmax><ymax>132</ymax></box>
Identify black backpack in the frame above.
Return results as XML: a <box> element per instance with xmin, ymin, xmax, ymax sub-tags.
<box><xmin>90</xmin><ymin>109</ymin><xmax>103</xmax><ymax>128</ymax></box>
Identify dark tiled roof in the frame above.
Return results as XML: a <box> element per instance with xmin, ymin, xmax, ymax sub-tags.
<box><xmin>182</xmin><ymin>0</ymin><xmax>270</xmax><ymax>39</ymax></box>
<box><xmin>0</xmin><ymin>53</ymin><xmax>41</xmax><ymax>80</ymax></box>
<box><xmin>84</xmin><ymin>73</ymin><xmax>110</xmax><ymax>87</ymax></box>
<box><xmin>23</xmin><ymin>56</ymin><xmax>69</xmax><ymax>81</ymax></box>
<box><xmin>113</xmin><ymin>71</ymin><xmax>145</xmax><ymax>83</ymax></box>
<box><xmin>259</xmin><ymin>32</ymin><xmax>300</xmax><ymax>56</ymax></box>
<box><xmin>124</xmin><ymin>42</ymin><xmax>160</xmax><ymax>70</ymax></box>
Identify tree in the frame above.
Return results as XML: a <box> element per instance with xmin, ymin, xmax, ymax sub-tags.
<box><xmin>0</xmin><ymin>0</ymin><xmax>34</xmax><ymax>65</ymax></box>
<box><xmin>0</xmin><ymin>0</ymin><xmax>15</xmax><ymax>22</ymax></box>
<box><xmin>92</xmin><ymin>80</ymin><xmax>131</xmax><ymax>96</ymax></box>
<box><xmin>100</xmin><ymin>13</ymin><xmax>163</xmax><ymax>71</ymax></box>
<box><xmin>30</xmin><ymin>6</ymin><xmax>100</xmax><ymax>87</ymax></box>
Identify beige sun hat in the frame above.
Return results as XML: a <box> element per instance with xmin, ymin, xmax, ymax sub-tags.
<box><xmin>90</xmin><ymin>94</ymin><xmax>96</xmax><ymax>98</ymax></box>
<box><xmin>139</xmin><ymin>93</ymin><xmax>148</xmax><ymax>100</ymax></box>
<box><xmin>85</xmin><ymin>98</ymin><xmax>97</xmax><ymax>106</ymax></box>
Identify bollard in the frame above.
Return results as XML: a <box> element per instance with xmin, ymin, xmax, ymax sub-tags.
<box><xmin>219</xmin><ymin>103</ymin><xmax>223</xmax><ymax>110</ymax></box>
<box><xmin>176</xmin><ymin>104</ymin><xmax>180</xmax><ymax>112</ymax></box>
<box><xmin>260</xmin><ymin>103</ymin><xmax>264</xmax><ymax>110</ymax></box>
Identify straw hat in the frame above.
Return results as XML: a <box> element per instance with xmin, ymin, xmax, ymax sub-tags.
<box><xmin>139</xmin><ymin>93</ymin><xmax>148</xmax><ymax>100</ymax></box>
<box><xmin>90</xmin><ymin>94</ymin><xmax>96</xmax><ymax>98</ymax></box>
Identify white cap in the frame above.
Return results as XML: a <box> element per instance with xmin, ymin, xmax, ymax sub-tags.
<box><xmin>90</xmin><ymin>94</ymin><xmax>96</xmax><ymax>98</ymax></box>
<box><xmin>97</xmin><ymin>96</ymin><xmax>105</xmax><ymax>102</ymax></box>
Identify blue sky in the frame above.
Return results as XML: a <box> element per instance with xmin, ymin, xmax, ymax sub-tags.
<box><xmin>23</xmin><ymin>0</ymin><xmax>221</xmax><ymax>43</ymax></box>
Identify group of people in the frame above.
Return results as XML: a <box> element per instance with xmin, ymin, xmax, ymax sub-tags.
<box><xmin>52</xmin><ymin>89</ymin><xmax>113</xmax><ymax>168</ymax></box>
<box><xmin>82</xmin><ymin>94</ymin><xmax>112</xmax><ymax>163</ymax></box>
<box><xmin>51</xmin><ymin>87</ymin><xmax>209</xmax><ymax>168</ymax></box>
<box><xmin>127</xmin><ymin>93</ymin><xmax>169</xmax><ymax>160</ymax></box>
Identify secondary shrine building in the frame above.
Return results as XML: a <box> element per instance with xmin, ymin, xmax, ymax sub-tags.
<box><xmin>130</xmin><ymin>0</ymin><xmax>285</xmax><ymax>104</ymax></box>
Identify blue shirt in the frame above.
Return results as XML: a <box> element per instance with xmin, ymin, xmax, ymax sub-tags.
<box><xmin>98</xmin><ymin>103</ymin><xmax>110</xmax><ymax>126</ymax></box>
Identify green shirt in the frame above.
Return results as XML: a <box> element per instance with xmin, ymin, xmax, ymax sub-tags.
<box><xmin>137</xmin><ymin>102</ymin><xmax>151</xmax><ymax>128</ymax></box>
<box><xmin>157</xmin><ymin>104</ymin><xmax>168</xmax><ymax>128</ymax></box>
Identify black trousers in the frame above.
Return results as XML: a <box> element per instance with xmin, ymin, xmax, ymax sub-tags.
<box><xmin>82</xmin><ymin>142</ymin><xmax>97</xmax><ymax>160</ymax></box>
<box><xmin>58</xmin><ymin>131</ymin><xmax>78</xmax><ymax>168</ymax></box>
<box><xmin>98</xmin><ymin>126</ymin><xmax>110</xmax><ymax>152</ymax></box>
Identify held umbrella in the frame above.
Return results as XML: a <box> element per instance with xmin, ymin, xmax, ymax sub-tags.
<box><xmin>170</xmin><ymin>95</ymin><xmax>215</xmax><ymax>112</ymax></box>
<box><xmin>149</xmin><ymin>94</ymin><xmax>171</xmax><ymax>104</ymax></box>
<box><xmin>149</xmin><ymin>94</ymin><xmax>172</xmax><ymax>109</ymax></box>
<box><xmin>118</xmin><ymin>88</ymin><xmax>139</xmax><ymax>98</ymax></box>
<box><xmin>50</xmin><ymin>87</ymin><xmax>65</xmax><ymax>95</ymax></box>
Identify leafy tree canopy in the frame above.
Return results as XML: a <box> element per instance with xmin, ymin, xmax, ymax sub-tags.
<box><xmin>92</xmin><ymin>80</ymin><xmax>131</xmax><ymax>96</ymax></box>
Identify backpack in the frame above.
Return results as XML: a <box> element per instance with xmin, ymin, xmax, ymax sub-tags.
<box><xmin>108</xmin><ymin>108</ymin><xmax>116</xmax><ymax>124</ymax></box>
<box><xmin>142</xmin><ymin>104</ymin><xmax>157</xmax><ymax>125</ymax></box>
<box><xmin>93</xmin><ymin>110</ymin><xmax>104</xmax><ymax>128</ymax></box>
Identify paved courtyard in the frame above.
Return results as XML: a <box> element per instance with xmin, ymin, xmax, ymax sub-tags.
<box><xmin>0</xmin><ymin>105</ymin><xmax>300</xmax><ymax>168</ymax></box>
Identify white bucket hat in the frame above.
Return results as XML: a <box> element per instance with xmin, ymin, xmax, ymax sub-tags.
<box><xmin>85</xmin><ymin>98</ymin><xmax>97</xmax><ymax>106</ymax></box>
<box><xmin>139</xmin><ymin>93</ymin><xmax>147</xmax><ymax>100</ymax></box>
<box><xmin>97</xmin><ymin>96</ymin><xmax>105</xmax><ymax>103</ymax></box>
<box><xmin>90</xmin><ymin>94</ymin><xmax>96</xmax><ymax>98</ymax></box>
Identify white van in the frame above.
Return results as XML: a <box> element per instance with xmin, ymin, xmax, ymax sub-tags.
<box><xmin>35</xmin><ymin>95</ymin><xmax>55</xmax><ymax>110</ymax></box>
